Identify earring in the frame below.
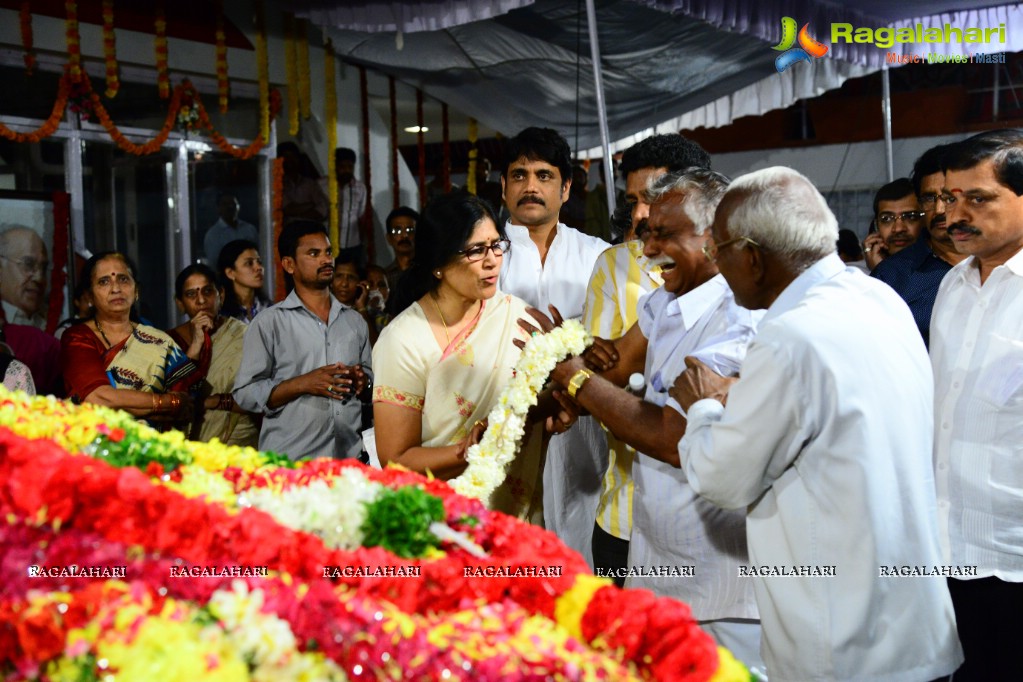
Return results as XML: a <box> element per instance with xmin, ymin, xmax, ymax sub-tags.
<box><xmin>434</xmin><ymin>271</ymin><xmax>441</xmax><ymax>278</ymax></box>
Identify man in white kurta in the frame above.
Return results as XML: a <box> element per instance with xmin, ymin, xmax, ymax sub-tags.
<box><xmin>586</xmin><ymin>133</ymin><xmax>712</xmax><ymax>583</ymax></box>
<box><xmin>675</xmin><ymin>167</ymin><xmax>962</xmax><ymax>682</ymax></box>
<box><xmin>549</xmin><ymin>170</ymin><xmax>762</xmax><ymax>670</ymax></box>
<box><xmin>930</xmin><ymin>130</ymin><xmax>1023</xmax><ymax>681</ymax></box>
<box><xmin>497</xmin><ymin>127</ymin><xmax>608</xmax><ymax>560</ymax></box>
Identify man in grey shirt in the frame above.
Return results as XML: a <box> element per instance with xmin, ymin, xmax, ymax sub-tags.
<box><xmin>233</xmin><ymin>220</ymin><xmax>371</xmax><ymax>460</ymax></box>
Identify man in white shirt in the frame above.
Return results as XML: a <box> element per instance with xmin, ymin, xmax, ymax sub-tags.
<box><xmin>673</xmin><ymin>167</ymin><xmax>962</xmax><ymax>681</ymax></box>
<box><xmin>335</xmin><ymin>147</ymin><xmax>370</xmax><ymax>268</ymax></box>
<box><xmin>930</xmin><ymin>129</ymin><xmax>1023</xmax><ymax>681</ymax></box>
<box><xmin>584</xmin><ymin>134</ymin><xmax>711</xmax><ymax>586</ymax></box>
<box><xmin>497</xmin><ymin>127</ymin><xmax>608</xmax><ymax>562</ymax></box>
<box><xmin>550</xmin><ymin>169</ymin><xmax>763</xmax><ymax>671</ymax></box>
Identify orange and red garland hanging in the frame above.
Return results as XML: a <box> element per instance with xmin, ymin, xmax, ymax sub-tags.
<box><xmin>65</xmin><ymin>0</ymin><xmax>81</xmax><ymax>81</ymax></box>
<box><xmin>154</xmin><ymin>0</ymin><xmax>169</xmax><ymax>98</ymax></box>
<box><xmin>215</xmin><ymin>0</ymin><xmax>229</xmax><ymax>113</ymax></box>
<box><xmin>20</xmin><ymin>2</ymin><xmax>35</xmax><ymax>75</ymax></box>
<box><xmin>102</xmin><ymin>0</ymin><xmax>119</xmax><ymax>98</ymax></box>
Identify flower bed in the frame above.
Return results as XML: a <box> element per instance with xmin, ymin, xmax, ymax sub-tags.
<box><xmin>0</xmin><ymin>389</ymin><xmax>749</xmax><ymax>681</ymax></box>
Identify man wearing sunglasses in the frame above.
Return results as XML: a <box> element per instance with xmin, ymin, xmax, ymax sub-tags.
<box><xmin>382</xmin><ymin>206</ymin><xmax>419</xmax><ymax>292</ymax></box>
<box><xmin>863</xmin><ymin>178</ymin><xmax>924</xmax><ymax>270</ymax></box>
<box><xmin>0</xmin><ymin>225</ymin><xmax>49</xmax><ymax>330</ymax></box>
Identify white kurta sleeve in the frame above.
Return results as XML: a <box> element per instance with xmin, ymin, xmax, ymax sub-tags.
<box><xmin>678</xmin><ymin>336</ymin><xmax>812</xmax><ymax>510</ymax></box>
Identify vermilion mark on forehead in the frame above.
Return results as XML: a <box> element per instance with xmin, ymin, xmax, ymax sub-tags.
<box><xmin>948</xmin><ymin>188</ymin><xmax>964</xmax><ymax>194</ymax></box>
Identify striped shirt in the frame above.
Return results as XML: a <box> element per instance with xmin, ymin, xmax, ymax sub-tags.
<box><xmin>581</xmin><ymin>240</ymin><xmax>663</xmax><ymax>539</ymax></box>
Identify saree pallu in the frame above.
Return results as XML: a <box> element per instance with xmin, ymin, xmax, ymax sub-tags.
<box><xmin>195</xmin><ymin>318</ymin><xmax>259</xmax><ymax>447</ymax></box>
<box><xmin>373</xmin><ymin>293</ymin><xmax>545</xmax><ymax>523</ymax></box>
<box><xmin>61</xmin><ymin>323</ymin><xmax>200</xmax><ymax>430</ymax></box>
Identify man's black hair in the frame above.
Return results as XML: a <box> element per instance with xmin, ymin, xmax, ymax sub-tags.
<box><xmin>385</xmin><ymin>206</ymin><xmax>420</xmax><ymax>231</ymax></box>
<box><xmin>619</xmin><ymin>134</ymin><xmax>711</xmax><ymax>180</ymax></box>
<box><xmin>501</xmin><ymin>127</ymin><xmax>572</xmax><ymax>184</ymax></box>
<box><xmin>278</xmin><ymin>220</ymin><xmax>327</xmax><ymax>261</ymax></box>
<box><xmin>910</xmin><ymin>144</ymin><xmax>953</xmax><ymax>197</ymax></box>
<box><xmin>335</xmin><ymin>147</ymin><xmax>357</xmax><ymax>164</ymax></box>
<box><xmin>942</xmin><ymin>128</ymin><xmax>1023</xmax><ymax>196</ymax></box>
<box><xmin>873</xmin><ymin>178</ymin><xmax>916</xmax><ymax>215</ymax></box>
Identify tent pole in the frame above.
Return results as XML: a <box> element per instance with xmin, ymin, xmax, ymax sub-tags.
<box><xmin>585</xmin><ymin>0</ymin><xmax>616</xmax><ymax>213</ymax></box>
<box><xmin>881</xmin><ymin>64</ymin><xmax>894</xmax><ymax>182</ymax></box>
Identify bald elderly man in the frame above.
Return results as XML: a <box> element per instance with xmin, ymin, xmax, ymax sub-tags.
<box><xmin>0</xmin><ymin>226</ymin><xmax>49</xmax><ymax>329</ymax></box>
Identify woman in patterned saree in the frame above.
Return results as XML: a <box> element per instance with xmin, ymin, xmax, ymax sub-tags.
<box><xmin>167</xmin><ymin>263</ymin><xmax>259</xmax><ymax>447</ymax></box>
<box><xmin>373</xmin><ymin>193</ymin><xmax>546</xmax><ymax>522</ymax></box>
<box><xmin>60</xmin><ymin>252</ymin><xmax>196</xmax><ymax>425</ymax></box>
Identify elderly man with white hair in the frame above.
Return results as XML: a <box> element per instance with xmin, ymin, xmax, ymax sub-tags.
<box><xmin>670</xmin><ymin>167</ymin><xmax>962</xmax><ymax>681</ymax></box>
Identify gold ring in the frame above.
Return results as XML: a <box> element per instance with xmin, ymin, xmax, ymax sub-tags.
<box><xmin>474</xmin><ymin>420</ymin><xmax>485</xmax><ymax>429</ymax></box>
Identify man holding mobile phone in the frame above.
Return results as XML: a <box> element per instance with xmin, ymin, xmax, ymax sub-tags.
<box><xmin>863</xmin><ymin>178</ymin><xmax>924</xmax><ymax>270</ymax></box>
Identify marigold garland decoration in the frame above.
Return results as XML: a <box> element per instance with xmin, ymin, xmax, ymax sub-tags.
<box><xmin>284</xmin><ymin>13</ymin><xmax>300</xmax><ymax>136</ymax></box>
<box><xmin>65</xmin><ymin>0</ymin><xmax>81</xmax><ymax>81</ymax></box>
<box><xmin>272</xmin><ymin>158</ymin><xmax>286</xmax><ymax>302</ymax></box>
<box><xmin>154</xmin><ymin>1</ymin><xmax>169</xmax><ymax>98</ymax></box>
<box><xmin>416</xmin><ymin>88</ymin><xmax>425</xmax><ymax>209</ymax></box>
<box><xmin>389</xmin><ymin>75</ymin><xmax>399</xmax><ymax>209</ymax></box>
<box><xmin>102</xmin><ymin>0</ymin><xmax>119</xmax><ymax>98</ymax></box>
<box><xmin>0</xmin><ymin>74</ymin><xmax>68</xmax><ymax>144</ymax></box>
<box><xmin>46</xmin><ymin>191</ymin><xmax>71</xmax><ymax>335</ymax></box>
<box><xmin>325</xmin><ymin>39</ymin><xmax>339</xmax><ymax>256</ymax></box>
<box><xmin>467</xmin><ymin>116</ymin><xmax>479</xmax><ymax>195</ymax></box>
<box><xmin>0</xmin><ymin>69</ymin><xmax>280</xmax><ymax>158</ymax></box>
<box><xmin>254</xmin><ymin>0</ymin><xmax>270</xmax><ymax>147</ymax></box>
<box><xmin>296</xmin><ymin>20</ymin><xmax>311</xmax><ymax>119</ymax></box>
<box><xmin>20</xmin><ymin>1</ymin><xmax>35</xmax><ymax>75</ymax></box>
<box><xmin>359</xmin><ymin>65</ymin><xmax>374</xmax><ymax>262</ymax></box>
<box><xmin>215</xmin><ymin>0</ymin><xmax>229</xmax><ymax>113</ymax></box>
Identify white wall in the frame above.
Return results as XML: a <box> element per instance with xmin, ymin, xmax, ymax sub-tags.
<box><xmin>712</xmin><ymin>134</ymin><xmax>964</xmax><ymax>192</ymax></box>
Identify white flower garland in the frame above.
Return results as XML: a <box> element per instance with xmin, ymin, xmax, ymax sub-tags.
<box><xmin>451</xmin><ymin>319</ymin><xmax>592</xmax><ymax>504</ymax></box>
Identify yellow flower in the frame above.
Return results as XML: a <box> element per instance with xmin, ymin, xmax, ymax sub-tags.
<box><xmin>553</xmin><ymin>573</ymin><xmax>612</xmax><ymax>642</ymax></box>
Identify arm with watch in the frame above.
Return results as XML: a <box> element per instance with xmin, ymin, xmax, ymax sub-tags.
<box><xmin>548</xmin><ymin>322</ymin><xmax>689</xmax><ymax>468</ymax></box>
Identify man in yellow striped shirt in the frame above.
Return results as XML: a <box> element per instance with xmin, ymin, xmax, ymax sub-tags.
<box><xmin>583</xmin><ymin>134</ymin><xmax>711</xmax><ymax>585</ymax></box>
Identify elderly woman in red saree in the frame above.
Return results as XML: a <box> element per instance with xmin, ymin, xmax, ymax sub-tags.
<box><xmin>373</xmin><ymin>194</ymin><xmax>570</xmax><ymax>524</ymax></box>
<box><xmin>60</xmin><ymin>252</ymin><xmax>196</xmax><ymax>425</ymax></box>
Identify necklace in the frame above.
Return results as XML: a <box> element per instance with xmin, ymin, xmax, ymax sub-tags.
<box><xmin>94</xmin><ymin>318</ymin><xmax>134</xmax><ymax>349</ymax></box>
<box><xmin>429</xmin><ymin>292</ymin><xmax>452</xmax><ymax>347</ymax></box>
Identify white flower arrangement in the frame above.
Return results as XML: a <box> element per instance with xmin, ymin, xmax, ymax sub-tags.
<box><xmin>451</xmin><ymin>319</ymin><xmax>592</xmax><ymax>504</ymax></box>
<box><xmin>239</xmin><ymin>468</ymin><xmax>383</xmax><ymax>550</ymax></box>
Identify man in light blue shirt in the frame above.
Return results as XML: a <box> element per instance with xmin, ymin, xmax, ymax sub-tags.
<box><xmin>204</xmin><ymin>194</ymin><xmax>258</xmax><ymax>266</ymax></box>
<box><xmin>234</xmin><ymin>220</ymin><xmax>370</xmax><ymax>460</ymax></box>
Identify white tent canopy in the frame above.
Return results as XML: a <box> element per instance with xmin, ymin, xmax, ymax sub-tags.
<box><xmin>289</xmin><ymin>0</ymin><xmax>1023</xmax><ymax>155</ymax></box>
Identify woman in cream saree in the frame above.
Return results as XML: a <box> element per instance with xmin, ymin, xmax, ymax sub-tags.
<box><xmin>372</xmin><ymin>194</ymin><xmax>545</xmax><ymax>523</ymax></box>
<box><xmin>373</xmin><ymin>291</ymin><xmax>544</xmax><ymax>522</ymax></box>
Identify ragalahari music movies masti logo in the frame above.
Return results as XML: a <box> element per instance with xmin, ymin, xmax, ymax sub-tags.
<box><xmin>773</xmin><ymin>17</ymin><xmax>829</xmax><ymax>72</ymax></box>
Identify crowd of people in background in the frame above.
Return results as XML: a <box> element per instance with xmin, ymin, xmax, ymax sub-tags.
<box><xmin>2</xmin><ymin>124</ymin><xmax>1021</xmax><ymax>681</ymax></box>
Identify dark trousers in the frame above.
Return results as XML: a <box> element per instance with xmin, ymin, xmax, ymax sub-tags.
<box><xmin>591</xmin><ymin>522</ymin><xmax>629</xmax><ymax>588</ymax></box>
<box><xmin>947</xmin><ymin>576</ymin><xmax>1023</xmax><ymax>680</ymax></box>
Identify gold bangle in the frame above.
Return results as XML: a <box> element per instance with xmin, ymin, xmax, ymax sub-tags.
<box><xmin>566</xmin><ymin>368</ymin><xmax>593</xmax><ymax>399</ymax></box>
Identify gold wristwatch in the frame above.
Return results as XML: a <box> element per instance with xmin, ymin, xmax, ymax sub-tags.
<box><xmin>567</xmin><ymin>368</ymin><xmax>594</xmax><ymax>399</ymax></box>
